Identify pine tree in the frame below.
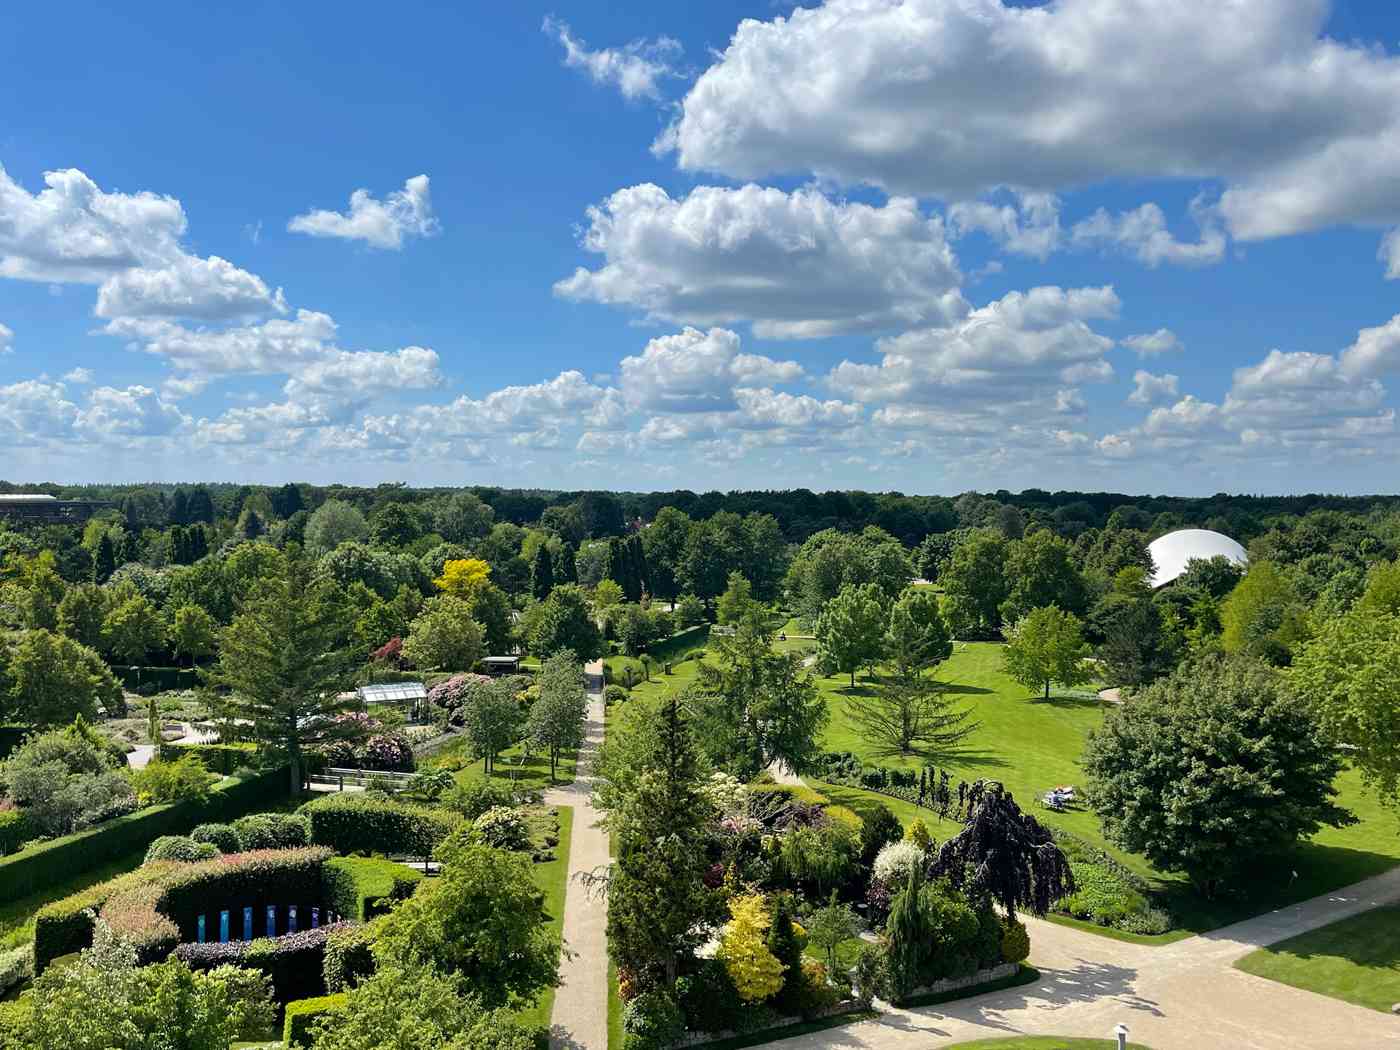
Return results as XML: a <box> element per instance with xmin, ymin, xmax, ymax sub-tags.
<box><xmin>204</xmin><ymin>566</ymin><xmax>360</xmax><ymax>792</ymax></box>
<box><xmin>598</xmin><ymin>692</ymin><xmax>716</xmax><ymax>989</ymax></box>
<box><xmin>169</xmin><ymin>489</ymin><xmax>189</xmax><ymax>527</ymax></box>
<box><xmin>93</xmin><ymin>533</ymin><xmax>116</xmax><ymax>583</ymax></box>
<box><xmin>187</xmin><ymin>486</ymin><xmax>215</xmax><ymax>524</ymax></box>
<box><xmin>556</xmin><ymin>543</ymin><xmax>577</xmax><ymax>584</ymax></box>
<box><xmin>627</xmin><ymin>533</ymin><xmax>649</xmax><ymax>600</ymax></box>
<box><xmin>530</xmin><ymin>544</ymin><xmax>555</xmax><ymax>601</ymax></box>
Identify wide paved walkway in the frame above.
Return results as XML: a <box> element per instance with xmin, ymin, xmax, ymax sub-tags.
<box><xmin>545</xmin><ymin>690</ymin><xmax>609</xmax><ymax>1050</ymax></box>
<box><xmin>763</xmin><ymin>865</ymin><xmax>1400</xmax><ymax>1049</ymax></box>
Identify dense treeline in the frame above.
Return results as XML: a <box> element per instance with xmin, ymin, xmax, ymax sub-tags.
<box><xmin>11</xmin><ymin>479</ymin><xmax>1400</xmax><ymax>547</ymax></box>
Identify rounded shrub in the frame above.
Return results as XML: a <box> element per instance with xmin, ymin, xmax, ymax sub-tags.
<box><xmin>604</xmin><ymin>684</ymin><xmax>629</xmax><ymax>706</ymax></box>
<box><xmin>622</xmin><ymin>988</ymin><xmax>685</xmax><ymax>1050</ymax></box>
<box><xmin>234</xmin><ymin>812</ymin><xmax>312</xmax><ymax>850</ymax></box>
<box><xmin>190</xmin><ymin>823</ymin><xmax>243</xmax><ymax>854</ymax></box>
<box><xmin>1000</xmin><ymin>918</ymin><xmax>1030</xmax><ymax>964</ymax></box>
<box><xmin>144</xmin><ymin>835</ymin><xmax>220</xmax><ymax>865</ymax></box>
<box><xmin>872</xmin><ymin>839</ymin><xmax>926</xmax><ymax>888</ymax></box>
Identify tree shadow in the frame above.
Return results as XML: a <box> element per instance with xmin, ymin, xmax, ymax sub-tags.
<box><xmin>937</xmin><ymin>683</ymin><xmax>995</xmax><ymax>696</ymax></box>
<box><xmin>1147</xmin><ymin>842</ymin><xmax>1400</xmax><ymax>937</ymax></box>
<box><xmin>1028</xmin><ymin>693</ymin><xmax>1103</xmax><ymax>709</ymax></box>
<box><xmin>874</xmin><ymin>958</ymin><xmax>1159</xmax><ymax>1041</ymax></box>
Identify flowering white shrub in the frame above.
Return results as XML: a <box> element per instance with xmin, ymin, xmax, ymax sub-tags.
<box><xmin>872</xmin><ymin>838</ymin><xmax>926</xmax><ymax>887</ymax></box>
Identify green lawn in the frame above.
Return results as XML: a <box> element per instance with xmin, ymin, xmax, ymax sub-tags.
<box><xmin>615</xmin><ymin>638</ymin><xmax>1400</xmax><ymax>940</ymax></box>
<box><xmin>517</xmin><ymin>805</ymin><xmax>575</xmax><ymax>1030</ymax></box>
<box><xmin>941</xmin><ymin>1040</ymin><xmax>1151</xmax><ymax>1049</ymax></box>
<box><xmin>814</xmin><ymin>641</ymin><xmax>1400</xmax><ymax>937</ymax></box>
<box><xmin>1234</xmin><ymin>904</ymin><xmax>1400</xmax><ymax>1012</ymax></box>
<box><xmin>428</xmin><ymin>735</ymin><xmax>578</xmax><ymax>793</ymax></box>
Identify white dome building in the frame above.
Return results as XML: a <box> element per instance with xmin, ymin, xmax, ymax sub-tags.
<box><xmin>1147</xmin><ymin>529</ymin><xmax>1248</xmax><ymax>589</ymax></box>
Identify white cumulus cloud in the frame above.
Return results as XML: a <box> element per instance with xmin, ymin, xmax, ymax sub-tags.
<box><xmin>554</xmin><ymin>183</ymin><xmax>964</xmax><ymax>339</ymax></box>
<box><xmin>663</xmin><ymin>0</ymin><xmax>1400</xmax><ymax>242</ymax></box>
<box><xmin>1128</xmin><ymin>370</ymin><xmax>1180</xmax><ymax>405</ymax></box>
<box><xmin>543</xmin><ymin>16</ymin><xmax>681</xmax><ymax>102</ymax></box>
<box><xmin>288</xmin><ymin>175</ymin><xmax>439</xmax><ymax>250</ymax></box>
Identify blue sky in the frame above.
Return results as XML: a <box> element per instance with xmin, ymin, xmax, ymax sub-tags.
<box><xmin>3</xmin><ymin>0</ymin><xmax>1400</xmax><ymax>494</ymax></box>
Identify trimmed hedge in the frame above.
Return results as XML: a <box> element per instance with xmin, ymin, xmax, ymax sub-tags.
<box><xmin>175</xmin><ymin>921</ymin><xmax>354</xmax><ymax>1003</ymax></box>
<box><xmin>113</xmin><ymin>665</ymin><xmax>199</xmax><ymax>692</ymax></box>
<box><xmin>0</xmin><ymin>767</ymin><xmax>287</xmax><ymax>906</ymax></box>
<box><xmin>284</xmin><ymin>992</ymin><xmax>348</xmax><ymax>1047</ymax></box>
<box><xmin>0</xmin><ymin>811</ymin><xmax>30</xmax><ymax>856</ymax></box>
<box><xmin>158</xmin><ymin>741</ymin><xmax>259</xmax><ymax>775</ymax></box>
<box><xmin>35</xmin><ymin>846</ymin><xmax>331</xmax><ymax>973</ymax></box>
<box><xmin>322</xmin><ymin>856</ymin><xmax>423</xmax><ymax>921</ymax></box>
<box><xmin>299</xmin><ymin>793</ymin><xmax>459</xmax><ymax>859</ymax></box>
<box><xmin>323</xmin><ymin>920</ymin><xmax>378</xmax><ymax>993</ymax></box>
<box><xmin>234</xmin><ymin>812</ymin><xmax>312</xmax><ymax>850</ymax></box>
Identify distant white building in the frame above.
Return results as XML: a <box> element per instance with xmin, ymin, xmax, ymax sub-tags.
<box><xmin>1147</xmin><ymin>528</ymin><xmax>1249</xmax><ymax>589</ymax></box>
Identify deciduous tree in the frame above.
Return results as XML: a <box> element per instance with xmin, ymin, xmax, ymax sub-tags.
<box><xmin>1083</xmin><ymin>654</ymin><xmax>1354</xmax><ymax>897</ymax></box>
<box><xmin>1002</xmin><ymin>606</ymin><xmax>1091</xmax><ymax>701</ymax></box>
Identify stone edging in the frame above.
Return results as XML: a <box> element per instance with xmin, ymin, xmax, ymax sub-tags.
<box><xmin>677</xmin><ymin>999</ymin><xmax>863</xmax><ymax>1048</ymax></box>
<box><xmin>898</xmin><ymin>961</ymin><xmax>1019</xmax><ymax>1001</ymax></box>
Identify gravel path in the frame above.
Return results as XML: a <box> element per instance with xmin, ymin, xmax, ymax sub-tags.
<box><xmin>545</xmin><ymin>689</ymin><xmax>609</xmax><ymax>1050</ymax></box>
<box><xmin>752</xmin><ymin>865</ymin><xmax>1400</xmax><ymax>1050</ymax></box>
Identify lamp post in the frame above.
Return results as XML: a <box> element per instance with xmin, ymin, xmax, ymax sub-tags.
<box><xmin>1113</xmin><ymin>1023</ymin><xmax>1129</xmax><ymax>1050</ymax></box>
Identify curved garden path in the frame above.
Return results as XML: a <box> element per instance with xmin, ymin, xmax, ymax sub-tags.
<box><xmin>545</xmin><ymin>687</ymin><xmax>609</xmax><ymax>1050</ymax></box>
<box><xmin>762</xmin><ymin>865</ymin><xmax>1400</xmax><ymax>1050</ymax></box>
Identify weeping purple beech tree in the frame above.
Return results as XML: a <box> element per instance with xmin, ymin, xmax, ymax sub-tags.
<box><xmin>931</xmin><ymin>780</ymin><xmax>1073</xmax><ymax>918</ymax></box>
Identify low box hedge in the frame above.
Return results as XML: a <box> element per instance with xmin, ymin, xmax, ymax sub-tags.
<box><xmin>175</xmin><ymin>921</ymin><xmax>354</xmax><ymax>1003</ymax></box>
<box><xmin>0</xmin><ymin>811</ymin><xmax>30</xmax><ymax>856</ymax></box>
<box><xmin>113</xmin><ymin>665</ymin><xmax>200</xmax><ymax>692</ymax></box>
<box><xmin>283</xmin><ymin>992</ymin><xmax>348</xmax><ymax>1047</ymax></box>
<box><xmin>322</xmin><ymin>855</ymin><xmax>423</xmax><ymax>921</ymax></box>
<box><xmin>0</xmin><ymin>767</ymin><xmax>287</xmax><ymax>906</ymax></box>
<box><xmin>299</xmin><ymin>793</ymin><xmax>459</xmax><ymax>860</ymax></box>
<box><xmin>157</xmin><ymin>742</ymin><xmax>259</xmax><ymax>775</ymax></box>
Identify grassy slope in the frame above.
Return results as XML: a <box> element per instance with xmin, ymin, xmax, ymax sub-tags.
<box><xmin>819</xmin><ymin>642</ymin><xmax>1400</xmax><ymax>935</ymax></box>
<box><xmin>614</xmin><ymin>638</ymin><xmax>1400</xmax><ymax>938</ymax></box>
<box><xmin>517</xmin><ymin>805</ymin><xmax>575</xmax><ymax>1030</ymax></box>
<box><xmin>1234</xmin><ymin>903</ymin><xmax>1400</xmax><ymax>1013</ymax></box>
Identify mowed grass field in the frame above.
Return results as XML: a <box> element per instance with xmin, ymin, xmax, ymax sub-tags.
<box><xmin>1235</xmin><ymin>904</ymin><xmax>1400</xmax><ymax>1013</ymax></box>
<box><xmin>610</xmin><ymin>636</ymin><xmax>1400</xmax><ymax>937</ymax></box>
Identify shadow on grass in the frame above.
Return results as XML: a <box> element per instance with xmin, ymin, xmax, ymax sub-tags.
<box><xmin>938</xmin><ymin>683</ymin><xmax>996</xmax><ymax>697</ymax></box>
<box><xmin>1150</xmin><ymin>841</ymin><xmax>1400</xmax><ymax>937</ymax></box>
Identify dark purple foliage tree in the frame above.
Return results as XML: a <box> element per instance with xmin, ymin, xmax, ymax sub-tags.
<box><xmin>931</xmin><ymin>780</ymin><xmax>1073</xmax><ymax>918</ymax></box>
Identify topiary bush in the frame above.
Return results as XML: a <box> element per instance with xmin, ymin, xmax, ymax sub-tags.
<box><xmin>321</xmin><ymin>856</ymin><xmax>423</xmax><ymax>921</ymax></box>
<box><xmin>1000</xmin><ymin>918</ymin><xmax>1030</xmax><ymax>964</ymax></box>
<box><xmin>283</xmin><ymin>992</ymin><xmax>348</xmax><ymax>1047</ymax></box>
<box><xmin>604</xmin><ymin>684</ymin><xmax>629</xmax><ymax>706</ymax></box>
<box><xmin>234</xmin><ymin>812</ymin><xmax>312</xmax><ymax>850</ymax></box>
<box><xmin>0</xmin><ymin>809</ymin><xmax>30</xmax><ymax>856</ymax></box>
<box><xmin>441</xmin><ymin>777</ymin><xmax>515</xmax><ymax>820</ymax></box>
<box><xmin>190</xmin><ymin>822</ymin><xmax>243</xmax><ymax>853</ymax></box>
<box><xmin>144</xmin><ymin>835</ymin><xmax>219</xmax><ymax>865</ymax></box>
<box><xmin>300</xmin><ymin>793</ymin><xmax>460</xmax><ymax>859</ymax></box>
